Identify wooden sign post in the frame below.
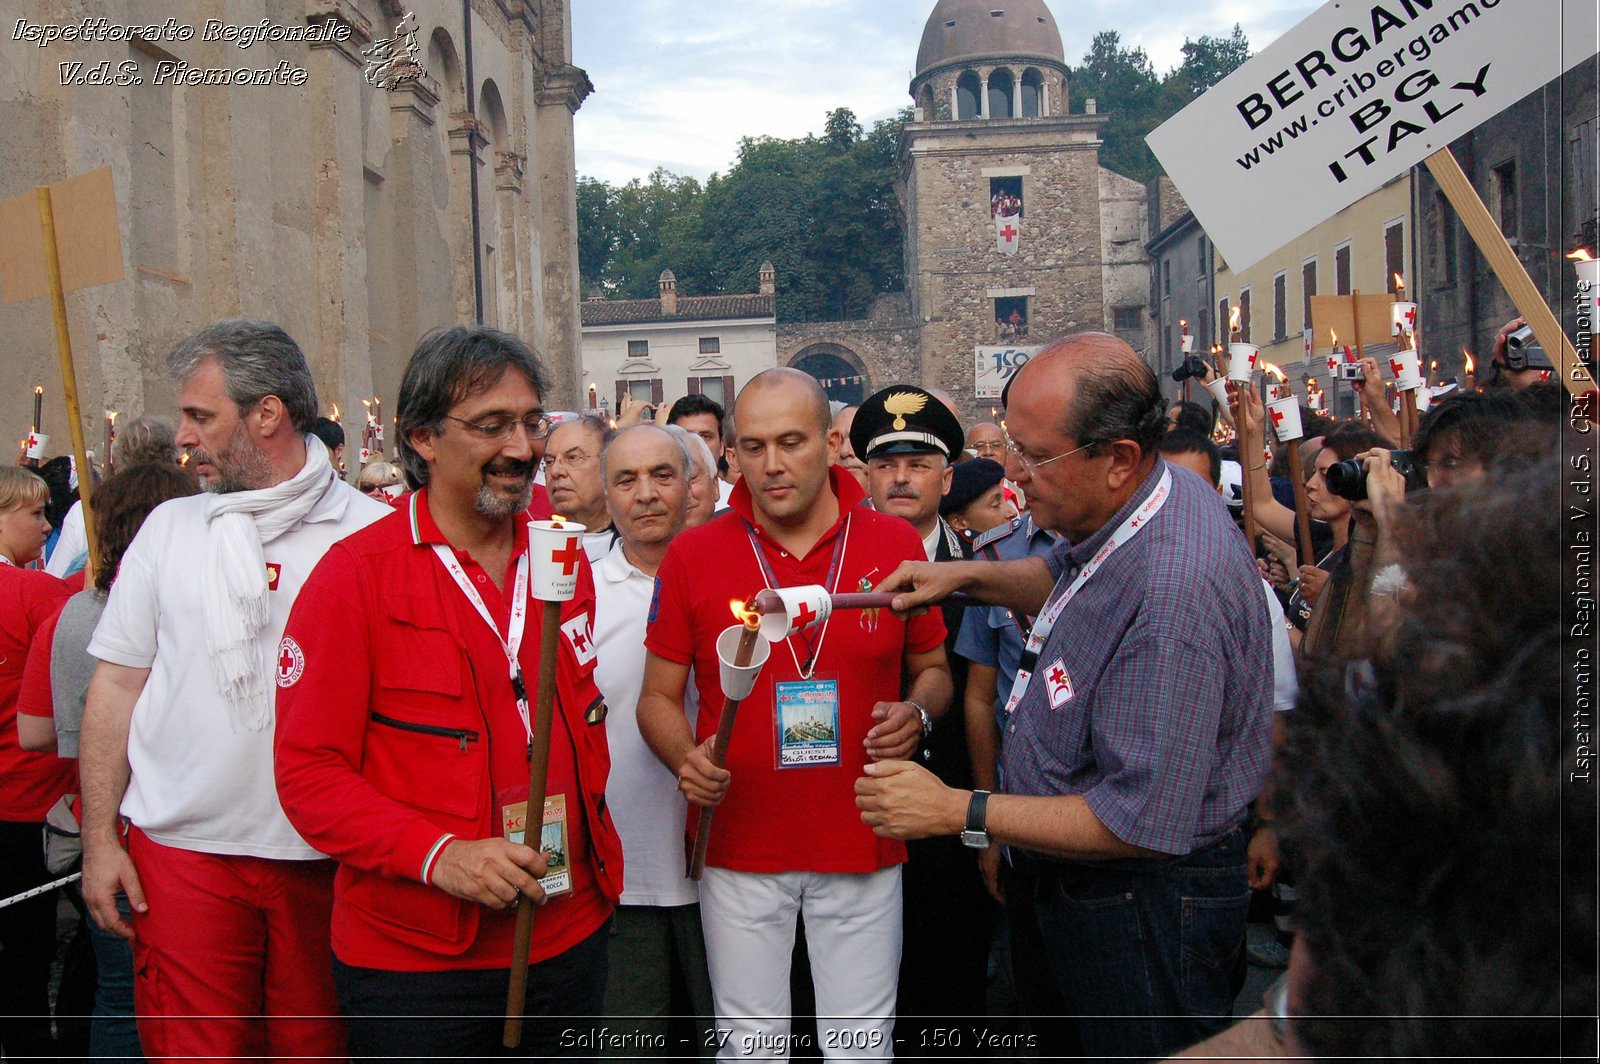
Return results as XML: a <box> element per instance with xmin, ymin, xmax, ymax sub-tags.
<box><xmin>0</xmin><ymin>167</ymin><xmax>126</xmax><ymax>576</ymax></box>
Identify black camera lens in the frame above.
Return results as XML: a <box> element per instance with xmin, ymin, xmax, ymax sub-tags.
<box><xmin>1171</xmin><ymin>356</ymin><xmax>1208</xmax><ymax>383</ymax></box>
<box><xmin>1324</xmin><ymin>458</ymin><xmax>1368</xmax><ymax>501</ymax></box>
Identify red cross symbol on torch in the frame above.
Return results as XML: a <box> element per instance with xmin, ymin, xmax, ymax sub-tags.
<box><xmin>1269</xmin><ymin>407</ymin><xmax>1285</xmax><ymax>430</ymax></box>
<box><xmin>550</xmin><ymin>536</ymin><xmax>582</xmax><ymax>576</ymax></box>
<box><xmin>1389</xmin><ymin>359</ymin><xmax>1404</xmax><ymax>378</ymax></box>
<box><xmin>790</xmin><ymin>601</ymin><xmax>818</xmax><ymax>630</ymax></box>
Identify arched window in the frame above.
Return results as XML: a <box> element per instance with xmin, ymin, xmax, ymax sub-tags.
<box><xmin>1021</xmin><ymin>69</ymin><xmax>1044</xmax><ymax>117</ymax></box>
<box><xmin>918</xmin><ymin>84</ymin><xmax>936</xmax><ymax>121</ymax></box>
<box><xmin>479</xmin><ymin>80</ymin><xmax>508</xmax><ymax>146</ymax></box>
<box><xmin>956</xmin><ymin>72</ymin><xmax>981</xmax><ymax>120</ymax></box>
<box><xmin>987</xmin><ymin>69</ymin><xmax>1014</xmax><ymax>119</ymax></box>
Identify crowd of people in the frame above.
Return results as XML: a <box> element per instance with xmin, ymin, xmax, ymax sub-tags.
<box><xmin>0</xmin><ymin>314</ymin><xmax>1586</xmax><ymax>1063</ymax></box>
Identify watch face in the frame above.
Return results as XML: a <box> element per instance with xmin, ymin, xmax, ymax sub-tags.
<box><xmin>960</xmin><ymin>830</ymin><xmax>991</xmax><ymax>850</ymax></box>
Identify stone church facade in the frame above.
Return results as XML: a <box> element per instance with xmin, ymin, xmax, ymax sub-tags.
<box><xmin>781</xmin><ymin>0</ymin><xmax>1152</xmax><ymax>422</ymax></box>
<box><xmin>0</xmin><ymin>0</ymin><xmax>588</xmax><ymax>469</ymax></box>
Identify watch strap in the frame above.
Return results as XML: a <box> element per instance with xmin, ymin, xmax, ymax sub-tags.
<box><xmin>966</xmin><ymin>790</ymin><xmax>990</xmax><ymax>835</ymax></box>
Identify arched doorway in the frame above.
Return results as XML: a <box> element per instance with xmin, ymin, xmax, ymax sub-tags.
<box><xmin>790</xmin><ymin>344</ymin><xmax>869</xmax><ymax>405</ymax></box>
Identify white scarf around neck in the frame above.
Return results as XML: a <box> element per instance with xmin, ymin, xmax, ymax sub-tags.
<box><xmin>203</xmin><ymin>434</ymin><xmax>334</xmax><ymax>731</ymax></box>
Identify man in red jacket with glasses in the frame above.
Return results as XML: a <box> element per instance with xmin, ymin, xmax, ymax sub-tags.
<box><xmin>275</xmin><ymin>326</ymin><xmax>622</xmax><ymax>1059</ymax></box>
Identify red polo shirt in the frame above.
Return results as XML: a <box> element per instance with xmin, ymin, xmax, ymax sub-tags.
<box><xmin>275</xmin><ymin>490</ymin><xmax>619</xmax><ymax>971</ymax></box>
<box><xmin>0</xmin><ymin>566</ymin><xmax>73</xmax><ymax>821</ymax></box>
<box><xmin>645</xmin><ymin>467</ymin><xmax>944</xmax><ymax>874</ymax></box>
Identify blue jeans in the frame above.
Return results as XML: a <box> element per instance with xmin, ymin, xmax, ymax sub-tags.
<box><xmin>87</xmin><ymin>892</ymin><xmax>145</xmax><ymax>1059</ymax></box>
<box><xmin>1029</xmin><ymin>829</ymin><xmax>1250</xmax><ymax>1062</ymax></box>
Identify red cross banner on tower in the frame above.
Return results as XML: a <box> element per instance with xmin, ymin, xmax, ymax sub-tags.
<box><xmin>995</xmin><ymin>215</ymin><xmax>1020</xmax><ymax>256</ymax></box>
<box><xmin>1044</xmin><ymin>658</ymin><xmax>1073</xmax><ymax>708</ymax></box>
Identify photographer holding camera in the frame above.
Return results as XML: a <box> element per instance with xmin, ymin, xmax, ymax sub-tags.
<box><xmin>1231</xmin><ymin>386</ymin><xmax>1386</xmax><ymax>662</ymax></box>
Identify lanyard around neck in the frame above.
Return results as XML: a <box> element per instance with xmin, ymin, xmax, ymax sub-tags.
<box><xmin>1002</xmin><ymin>468</ymin><xmax>1172</xmax><ymax>716</ymax></box>
<box><xmin>743</xmin><ymin>513</ymin><xmax>851</xmax><ymax>680</ymax></box>
<box><xmin>431</xmin><ymin>542</ymin><xmax>533</xmax><ymax>743</ymax></box>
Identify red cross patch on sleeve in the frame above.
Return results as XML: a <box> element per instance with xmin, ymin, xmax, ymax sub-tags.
<box><xmin>1043</xmin><ymin>657</ymin><xmax>1074</xmax><ymax>708</ymax></box>
<box><xmin>277</xmin><ymin>637</ymin><xmax>305</xmax><ymax>688</ymax></box>
<box><xmin>560</xmin><ymin>613</ymin><xmax>597</xmax><ymax>667</ymax></box>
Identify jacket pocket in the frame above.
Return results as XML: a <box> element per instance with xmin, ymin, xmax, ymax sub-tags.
<box><xmin>365</xmin><ymin>711</ymin><xmax>483</xmax><ymax>820</ymax></box>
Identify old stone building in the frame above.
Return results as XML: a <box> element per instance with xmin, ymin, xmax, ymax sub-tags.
<box><xmin>778</xmin><ymin>0</ymin><xmax>1152</xmax><ymax>420</ymax></box>
<box><xmin>0</xmin><ymin>0</ymin><xmax>589</xmax><ymax>472</ymax></box>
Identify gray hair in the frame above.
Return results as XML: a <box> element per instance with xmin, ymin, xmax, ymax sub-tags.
<box><xmin>396</xmin><ymin>325</ymin><xmax>550</xmax><ymax>489</ymax></box>
<box><xmin>165</xmin><ymin>319</ymin><xmax>319</xmax><ymax>435</ymax></box>
<box><xmin>660</xmin><ymin>423</ymin><xmax>713</xmax><ymax>479</ymax></box>
<box><xmin>602</xmin><ymin>423</ymin><xmax>691</xmax><ymax>483</ymax></box>
<box><xmin>112</xmin><ymin>416</ymin><xmax>177</xmax><ymax>469</ymax></box>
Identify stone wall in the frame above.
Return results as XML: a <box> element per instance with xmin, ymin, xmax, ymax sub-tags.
<box><xmin>0</xmin><ymin>0</ymin><xmax>588</xmax><ymax>475</ymax></box>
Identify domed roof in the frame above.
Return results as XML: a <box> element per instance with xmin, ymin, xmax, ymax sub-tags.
<box><xmin>915</xmin><ymin>0</ymin><xmax>1065</xmax><ymax>78</ymax></box>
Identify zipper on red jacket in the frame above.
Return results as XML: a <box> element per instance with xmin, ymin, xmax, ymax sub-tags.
<box><xmin>370</xmin><ymin>711</ymin><xmax>479</xmax><ymax>753</ymax></box>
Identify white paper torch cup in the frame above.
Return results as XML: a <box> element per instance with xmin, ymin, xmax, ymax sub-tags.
<box><xmin>716</xmin><ymin>624</ymin><xmax>772</xmax><ymax>700</ymax></box>
<box><xmin>1388</xmin><ymin>350</ymin><xmax>1423</xmax><ymax>391</ymax></box>
<box><xmin>24</xmin><ymin>433</ymin><xmax>47</xmax><ymax>460</ymax></box>
<box><xmin>1180</xmin><ymin>334</ymin><xmax>1195</xmax><ymax>354</ymax></box>
<box><xmin>1267</xmin><ymin>397</ymin><xmax>1304</xmax><ymax>443</ymax></box>
<box><xmin>1205</xmin><ymin>377</ymin><xmax>1230</xmax><ymax>408</ymax></box>
<box><xmin>1414</xmin><ymin>387</ymin><xmax>1432</xmax><ymax>414</ymax></box>
<box><xmin>1391</xmin><ymin>302</ymin><xmax>1417</xmax><ymax>337</ymax></box>
<box><xmin>757</xmin><ymin>584</ymin><xmax>832</xmax><ymax>643</ymax></box>
<box><xmin>528</xmin><ymin>519</ymin><xmax>582</xmax><ymax>600</ymax></box>
<box><xmin>1227</xmin><ymin>343</ymin><xmax>1259</xmax><ymax>384</ymax></box>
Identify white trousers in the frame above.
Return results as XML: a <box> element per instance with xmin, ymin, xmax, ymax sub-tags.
<box><xmin>699</xmin><ymin>866</ymin><xmax>902</xmax><ymax>1061</ymax></box>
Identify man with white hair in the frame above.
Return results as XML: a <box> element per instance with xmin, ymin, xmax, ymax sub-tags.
<box><xmin>663</xmin><ymin>423</ymin><xmax>721</xmax><ymax>527</ymax></box>
<box><xmin>80</xmin><ymin>319</ymin><xmax>388</xmax><ymax>1059</ymax></box>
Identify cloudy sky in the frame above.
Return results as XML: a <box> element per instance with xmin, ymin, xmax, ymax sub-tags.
<box><xmin>571</xmin><ymin>0</ymin><xmax>1323</xmax><ymax>185</ymax></box>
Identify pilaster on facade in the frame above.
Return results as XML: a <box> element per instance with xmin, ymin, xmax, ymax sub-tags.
<box><xmin>303</xmin><ymin>0</ymin><xmax>373</xmax><ymax>65</ymax></box>
<box><xmin>495</xmin><ymin>150</ymin><xmax>526</xmax><ymax>193</ymax></box>
<box><xmin>447</xmin><ymin>114</ymin><xmax>490</xmax><ymax>161</ymax></box>
<box><xmin>536</xmin><ymin>65</ymin><xmax>594</xmax><ymax>114</ymax></box>
<box><xmin>388</xmin><ymin>72</ymin><xmax>442</xmax><ymax>124</ymax></box>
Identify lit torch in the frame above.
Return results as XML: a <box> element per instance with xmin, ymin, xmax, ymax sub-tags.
<box><xmin>1571</xmin><ymin>249</ymin><xmax>1598</xmax><ymax>321</ymax></box>
<box><xmin>688</xmin><ymin>598</ymin><xmax>770</xmax><ymax>881</ymax></box>
<box><xmin>1463</xmin><ymin>349</ymin><xmax>1476</xmax><ymax>392</ymax></box>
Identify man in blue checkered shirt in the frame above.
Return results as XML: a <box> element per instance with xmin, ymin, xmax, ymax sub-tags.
<box><xmin>858</xmin><ymin>332</ymin><xmax>1273</xmax><ymax>1061</ymax></box>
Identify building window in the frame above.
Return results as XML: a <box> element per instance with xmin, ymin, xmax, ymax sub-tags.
<box><xmin>1238</xmin><ymin>288</ymin><xmax>1252</xmax><ymax>343</ymax></box>
<box><xmin>698</xmin><ymin>337</ymin><xmax>720</xmax><ymax>354</ymax></box>
<box><xmin>1272</xmin><ymin>272</ymin><xmax>1287</xmax><ymax>341</ymax></box>
<box><xmin>956</xmin><ymin>71</ymin><xmax>982</xmax><ymax>120</ymax></box>
<box><xmin>1334</xmin><ymin>242</ymin><xmax>1352</xmax><ymax>295</ymax></box>
<box><xmin>694</xmin><ymin>375</ymin><xmax>733</xmax><ymax>405</ymax></box>
<box><xmin>1113</xmin><ymin>306</ymin><xmax>1141</xmax><ymax>331</ymax></box>
<box><xmin>1162</xmin><ymin>259</ymin><xmax>1171</xmax><ymax>297</ymax></box>
<box><xmin>627</xmin><ymin>339</ymin><xmax>649</xmax><ymax>358</ymax></box>
<box><xmin>1492</xmin><ymin>161</ymin><xmax>1517</xmax><ymax>240</ymax></box>
<box><xmin>1020</xmin><ymin>69</ymin><xmax>1043</xmax><ymax>117</ymax></box>
<box><xmin>989</xmin><ymin>176</ymin><xmax>1023</xmax><ymax>219</ymax></box>
<box><xmin>1219</xmin><ymin>297</ymin><xmax>1231</xmax><ymax>342</ymax></box>
<box><xmin>994</xmin><ymin>295</ymin><xmax>1028</xmax><ymax>340</ymax></box>
<box><xmin>1384</xmin><ymin>221</ymin><xmax>1405</xmax><ymax>289</ymax></box>
<box><xmin>988</xmin><ymin>69</ymin><xmax>1014</xmax><ymax>118</ymax></box>
<box><xmin>615</xmin><ymin>378</ymin><xmax>663</xmax><ymax>410</ymax></box>
<box><xmin>1196</xmin><ymin>236</ymin><xmax>1208</xmax><ymax>280</ymax></box>
<box><xmin>1302</xmin><ymin>259</ymin><xmax>1318</xmax><ymax>331</ymax></box>
<box><xmin>1428</xmin><ymin>192</ymin><xmax>1458</xmax><ymax>285</ymax></box>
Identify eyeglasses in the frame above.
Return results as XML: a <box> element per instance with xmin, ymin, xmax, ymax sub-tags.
<box><xmin>1003</xmin><ymin>432</ymin><xmax>1096</xmax><ymax>475</ymax></box>
<box><xmin>444</xmin><ymin>413</ymin><xmax>552</xmax><ymax>442</ymax></box>
<box><xmin>971</xmin><ymin>439</ymin><xmax>1006</xmax><ymax>455</ymax></box>
<box><xmin>542</xmin><ymin>450</ymin><xmax>595</xmax><ymax>472</ymax></box>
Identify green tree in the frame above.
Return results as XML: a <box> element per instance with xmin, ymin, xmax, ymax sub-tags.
<box><xmin>1068</xmin><ymin>31</ymin><xmax>1164</xmax><ymax>181</ymax></box>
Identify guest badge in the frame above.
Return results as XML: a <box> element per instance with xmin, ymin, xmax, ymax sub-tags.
<box><xmin>500</xmin><ymin>793</ymin><xmax>572</xmax><ymax>897</ymax></box>
<box><xmin>774</xmin><ymin>679</ymin><xmax>840</xmax><ymax>767</ymax></box>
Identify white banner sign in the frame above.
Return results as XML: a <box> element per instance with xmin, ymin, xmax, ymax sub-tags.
<box><xmin>974</xmin><ymin>345</ymin><xmax>1040</xmax><ymax>400</ymax></box>
<box><xmin>1146</xmin><ymin>0</ymin><xmax>1598</xmax><ymax>271</ymax></box>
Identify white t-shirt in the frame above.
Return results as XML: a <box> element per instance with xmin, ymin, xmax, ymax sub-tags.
<box><xmin>89</xmin><ymin>479</ymin><xmax>389</xmax><ymax>859</ymax></box>
<box><xmin>45</xmin><ymin>500</ymin><xmax>88</xmax><ymax>578</ymax></box>
<box><xmin>717</xmin><ymin>478</ymin><xmax>734</xmax><ymax>508</ymax></box>
<box><xmin>592</xmin><ymin>541</ymin><xmax>699</xmax><ymax>906</ymax></box>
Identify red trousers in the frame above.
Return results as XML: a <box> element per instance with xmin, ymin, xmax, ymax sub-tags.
<box><xmin>127</xmin><ymin>828</ymin><xmax>345</xmax><ymax>1062</ymax></box>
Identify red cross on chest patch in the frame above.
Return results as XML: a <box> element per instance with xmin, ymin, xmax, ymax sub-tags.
<box><xmin>1044</xmin><ymin>657</ymin><xmax>1073</xmax><ymax>708</ymax></box>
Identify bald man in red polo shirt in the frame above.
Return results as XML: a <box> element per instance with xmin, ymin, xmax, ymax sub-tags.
<box><xmin>638</xmin><ymin>368</ymin><xmax>951</xmax><ymax>1060</ymax></box>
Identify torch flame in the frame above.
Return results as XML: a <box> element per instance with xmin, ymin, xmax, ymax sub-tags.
<box><xmin>330</xmin><ymin>403</ymin><xmax>340</xmax><ymax>421</ymax></box>
<box><xmin>106</xmin><ymin>409</ymin><xmax>117</xmax><ymax>424</ymax></box>
<box><xmin>362</xmin><ymin>398</ymin><xmax>372</xmax><ymax>411</ymax></box>
<box><xmin>1262</xmin><ymin>362</ymin><xmax>1288</xmax><ymax>383</ymax></box>
<box><xmin>1179</xmin><ymin>318</ymin><xmax>1188</xmax><ymax>332</ymax></box>
<box><xmin>1463</xmin><ymin>350</ymin><xmax>1475</xmax><ymax>374</ymax></box>
<box><xmin>551</xmin><ymin>514</ymin><xmax>567</xmax><ymax>529</ymax></box>
<box><xmin>1570</xmin><ymin>249</ymin><xmax>1594</xmax><ymax>262</ymax></box>
<box><xmin>34</xmin><ymin>386</ymin><xmax>42</xmax><ymax>396</ymax></box>
<box><xmin>1393</xmin><ymin>272</ymin><xmax>1405</xmax><ymax>293</ymax></box>
<box><xmin>729</xmin><ymin>598</ymin><xmax>762</xmax><ymax>630</ymax></box>
<box><xmin>178</xmin><ymin>452</ymin><xmax>191</xmax><ymax>467</ymax></box>
<box><xmin>1228</xmin><ymin>306</ymin><xmax>1241</xmax><ymax>333</ymax></box>
<box><xmin>1329</xmin><ymin>329</ymin><xmax>1338</xmax><ymax>347</ymax></box>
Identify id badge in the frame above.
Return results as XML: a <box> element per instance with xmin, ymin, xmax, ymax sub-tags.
<box><xmin>500</xmin><ymin>793</ymin><xmax>572</xmax><ymax>897</ymax></box>
<box><xmin>774</xmin><ymin>678</ymin><xmax>840</xmax><ymax>768</ymax></box>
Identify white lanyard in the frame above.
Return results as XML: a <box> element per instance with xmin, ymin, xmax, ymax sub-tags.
<box><xmin>431</xmin><ymin>542</ymin><xmax>533</xmax><ymax>742</ymax></box>
<box><xmin>1003</xmin><ymin>468</ymin><xmax>1171</xmax><ymax>716</ymax></box>
<box><xmin>744</xmin><ymin>513</ymin><xmax>851</xmax><ymax>681</ymax></box>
